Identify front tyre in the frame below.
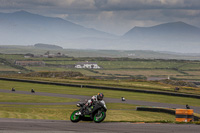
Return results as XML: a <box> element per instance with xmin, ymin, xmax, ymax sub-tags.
<box><xmin>70</xmin><ymin>110</ymin><xmax>81</xmax><ymax>123</ymax></box>
<box><xmin>93</xmin><ymin>111</ymin><xmax>106</xmax><ymax>123</ymax></box>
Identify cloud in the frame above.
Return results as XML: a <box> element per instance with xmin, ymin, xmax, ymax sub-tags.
<box><xmin>93</xmin><ymin>0</ymin><xmax>200</xmax><ymax>11</ymax></box>
<box><xmin>0</xmin><ymin>0</ymin><xmax>95</xmax><ymax>12</ymax></box>
<box><xmin>162</xmin><ymin>10</ymin><xmax>200</xmax><ymax>19</ymax></box>
<box><xmin>1</xmin><ymin>0</ymin><xmax>200</xmax><ymax>13</ymax></box>
<box><xmin>1</xmin><ymin>0</ymin><xmax>200</xmax><ymax>11</ymax></box>
<box><xmin>94</xmin><ymin>0</ymin><xmax>108</xmax><ymax>8</ymax></box>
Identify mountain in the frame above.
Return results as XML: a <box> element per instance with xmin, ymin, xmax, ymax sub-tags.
<box><xmin>0</xmin><ymin>11</ymin><xmax>200</xmax><ymax>53</ymax></box>
<box><xmin>122</xmin><ymin>22</ymin><xmax>200</xmax><ymax>53</ymax></box>
<box><xmin>124</xmin><ymin>21</ymin><xmax>200</xmax><ymax>39</ymax></box>
<box><xmin>0</xmin><ymin>11</ymin><xmax>115</xmax><ymax>47</ymax></box>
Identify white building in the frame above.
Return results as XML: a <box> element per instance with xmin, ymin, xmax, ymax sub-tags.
<box><xmin>75</xmin><ymin>62</ymin><xmax>101</xmax><ymax>69</ymax></box>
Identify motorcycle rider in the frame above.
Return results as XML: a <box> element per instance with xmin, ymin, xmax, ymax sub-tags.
<box><xmin>78</xmin><ymin>93</ymin><xmax>104</xmax><ymax>115</ymax></box>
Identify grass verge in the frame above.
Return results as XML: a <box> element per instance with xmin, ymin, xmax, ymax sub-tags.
<box><xmin>0</xmin><ymin>92</ymin><xmax>78</xmax><ymax>103</ymax></box>
<box><xmin>0</xmin><ymin>103</ymin><xmax>175</xmax><ymax>122</ymax></box>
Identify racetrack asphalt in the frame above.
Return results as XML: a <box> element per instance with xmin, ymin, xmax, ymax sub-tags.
<box><xmin>0</xmin><ymin>118</ymin><xmax>199</xmax><ymax>133</ymax></box>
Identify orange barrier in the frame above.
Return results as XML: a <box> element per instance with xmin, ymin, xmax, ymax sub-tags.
<box><xmin>176</xmin><ymin>109</ymin><xmax>193</xmax><ymax>122</ymax></box>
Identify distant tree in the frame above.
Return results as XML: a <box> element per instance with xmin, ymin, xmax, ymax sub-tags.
<box><xmin>45</xmin><ymin>51</ymin><xmax>50</xmax><ymax>55</ymax></box>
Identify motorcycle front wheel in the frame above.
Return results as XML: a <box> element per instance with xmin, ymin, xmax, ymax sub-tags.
<box><xmin>70</xmin><ymin>110</ymin><xmax>81</xmax><ymax>123</ymax></box>
<box><xmin>93</xmin><ymin>111</ymin><xmax>106</xmax><ymax>123</ymax></box>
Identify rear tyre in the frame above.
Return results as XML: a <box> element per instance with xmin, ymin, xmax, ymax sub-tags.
<box><xmin>70</xmin><ymin>110</ymin><xmax>81</xmax><ymax>123</ymax></box>
<box><xmin>93</xmin><ymin>111</ymin><xmax>106</xmax><ymax>123</ymax></box>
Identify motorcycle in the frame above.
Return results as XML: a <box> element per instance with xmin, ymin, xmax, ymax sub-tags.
<box><xmin>70</xmin><ymin>100</ymin><xmax>107</xmax><ymax>123</ymax></box>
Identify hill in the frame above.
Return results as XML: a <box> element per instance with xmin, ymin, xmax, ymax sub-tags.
<box><xmin>122</xmin><ymin>22</ymin><xmax>200</xmax><ymax>53</ymax></box>
<box><xmin>34</xmin><ymin>44</ymin><xmax>63</xmax><ymax>50</ymax></box>
<box><xmin>0</xmin><ymin>11</ymin><xmax>114</xmax><ymax>47</ymax></box>
<box><xmin>0</xmin><ymin>11</ymin><xmax>200</xmax><ymax>53</ymax></box>
<box><xmin>124</xmin><ymin>21</ymin><xmax>200</xmax><ymax>40</ymax></box>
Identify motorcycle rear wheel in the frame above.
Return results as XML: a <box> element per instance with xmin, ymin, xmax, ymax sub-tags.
<box><xmin>70</xmin><ymin>110</ymin><xmax>81</xmax><ymax>123</ymax></box>
<box><xmin>93</xmin><ymin>111</ymin><xmax>106</xmax><ymax>123</ymax></box>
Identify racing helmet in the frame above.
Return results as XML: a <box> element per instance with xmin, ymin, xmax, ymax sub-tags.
<box><xmin>97</xmin><ymin>93</ymin><xmax>104</xmax><ymax>100</ymax></box>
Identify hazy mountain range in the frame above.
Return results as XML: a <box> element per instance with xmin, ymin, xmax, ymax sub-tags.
<box><xmin>0</xmin><ymin>11</ymin><xmax>200</xmax><ymax>53</ymax></box>
<box><xmin>123</xmin><ymin>21</ymin><xmax>200</xmax><ymax>53</ymax></box>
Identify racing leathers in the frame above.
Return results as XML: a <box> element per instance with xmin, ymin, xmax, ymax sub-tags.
<box><xmin>79</xmin><ymin>95</ymin><xmax>99</xmax><ymax>115</ymax></box>
<box><xmin>85</xmin><ymin>95</ymin><xmax>98</xmax><ymax>106</ymax></box>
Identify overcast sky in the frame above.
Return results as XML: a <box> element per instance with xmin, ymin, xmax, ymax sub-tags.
<box><xmin>0</xmin><ymin>0</ymin><xmax>200</xmax><ymax>35</ymax></box>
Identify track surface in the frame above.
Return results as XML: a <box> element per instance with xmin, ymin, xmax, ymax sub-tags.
<box><xmin>0</xmin><ymin>118</ymin><xmax>199</xmax><ymax>133</ymax></box>
<box><xmin>0</xmin><ymin>89</ymin><xmax>200</xmax><ymax>132</ymax></box>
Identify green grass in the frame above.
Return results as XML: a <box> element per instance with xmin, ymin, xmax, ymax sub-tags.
<box><xmin>42</xmin><ymin>60</ymin><xmax>200</xmax><ymax>72</ymax></box>
<box><xmin>97</xmin><ymin>60</ymin><xmax>186</xmax><ymax>69</ymax></box>
<box><xmin>0</xmin><ymin>64</ymin><xmax>19</xmax><ymax>71</ymax></box>
<box><xmin>0</xmin><ymin>54</ymin><xmax>25</xmax><ymax>61</ymax></box>
<box><xmin>42</xmin><ymin>60</ymin><xmax>188</xmax><ymax>69</ymax></box>
<box><xmin>0</xmin><ymin>77</ymin><xmax>173</xmax><ymax>91</ymax></box>
<box><xmin>173</xmin><ymin>75</ymin><xmax>200</xmax><ymax>81</ymax></box>
<box><xmin>97</xmin><ymin>69</ymin><xmax>183</xmax><ymax>76</ymax></box>
<box><xmin>183</xmin><ymin>71</ymin><xmax>200</xmax><ymax>75</ymax></box>
<box><xmin>106</xmin><ymin>110</ymin><xmax>174</xmax><ymax>122</ymax></box>
<box><xmin>25</xmin><ymin>67</ymin><xmax>103</xmax><ymax>76</ymax></box>
<box><xmin>4</xmin><ymin>76</ymin><xmax>199</xmax><ymax>94</ymax></box>
<box><xmin>25</xmin><ymin>66</ymin><xmax>72</xmax><ymax>72</ymax></box>
<box><xmin>0</xmin><ymin>104</ymin><xmax>175</xmax><ymax>122</ymax></box>
<box><xmin>44</xmin><ymin>61</ymin><xmax>77</xmax><ymax>65</ymax></box>
<box><xmin>106</xmin><ymin>103</ymin><xmax>138</xmax><ymax>110</ymax></box>
<box><xmin>0</xmin><ymin>92</ymin><xmax>78</xmax><ymax>103</ymax></box>
<box><xmin>179</xmin><ymin>63</ymin><xmax>200</xmax><ymax>70</ymax></box>
<box><xmin>4</xmin><ymin>76</ymin><xmax>173</xmax><ymax>90</ymax></box>
<box><xmin>0</xmin><ymin>105</ymin><xmax>74</xmax><ymax>120</ymax></box>
<box><xmin>0</xmin><ymin>80</ymin><xmax>200</xmax><ymax>107</ymax></box>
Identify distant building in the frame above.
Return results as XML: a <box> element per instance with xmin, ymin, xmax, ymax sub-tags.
<box><xmin>15</xmin><ymin>61</ymin><xmax>45</xmax><ymax>66</ymax></box>
<box><xmin>75</xmin><ymin>62</ymin><xmax>100</xmax><ymax>69</ymax></box>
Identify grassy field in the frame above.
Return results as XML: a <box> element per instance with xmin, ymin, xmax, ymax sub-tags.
<box><xmin>0</xmin><ymin>103</ymin><xmax>175</xmax><ymax>122</ymax></box>
<box><xmin>25</xmin><ymin>66</ymin><xmax>72</xmax><ymax>72</ymax></box>
<box><xmin>25</xmin><ymin>67</ymin><xmax>104</xmax><ymax>76</ymax></box>
<box><xmin>0</xmin><ymin>54</ymin><xmax>25</xmax><ymax>61</ymax></box>
<box><xmin>43</xmin><ymin>60</ymin><xmax>196</xmax><ymax>69</ymax></box>
<box><xmin>174</xmin><ymin>75</ymin><xmax>200</xmax><ymax>80</ymax></box>
<box><xmin>179</xmin><ymin>63</ymin><xmax>200</xmax><ymax>70</ymax></box>
<box><xmin>0</xmin><ymin>80</ymin><xmax>200</xmax><ymax>106</ymax></box>
<box><xmin>1</xmin><ymin>53</ymin><xmax>200</xmax><ymax>80</ymax></box>
<box><xmin>1</xmin><ymin>47</ymin><xmax>200</xmax><ymax>122</ymax></box>
<box><xmin>184</xmin><ymin>71</ymin><xmax>200</xmax><ymax>75</ymax></box>
<box><xmin>0</xmin><ymin>92</ymin><xmax>78</xmax><ymax>103</ymax></box>
<box><xmin>97</xmin><ymin>69</ymin><xmax>183</xmax><ymax>76</ymax></box>
<box><xmin>2</xmin><ymin>76</ymin><xmax>199</xmax><ymax>95</ymax></box>
<box><xmin>0</xmin><ymin>80</ymin><xmax>198</xmax><ymax>122</ymax></box>
<box><xmin>23</xmin><ymin>60</ymin><xmax>200</xmax><ymax>81</ymax></box>
<box><xmin>97</xmin><ymin>60</ymin><xmax>186</xmax><ymax>69</ymax></box>
<box><xmin>0</xmin><ymin>64</ymin><xmax>19</xmax><ymax>72</ymax></box>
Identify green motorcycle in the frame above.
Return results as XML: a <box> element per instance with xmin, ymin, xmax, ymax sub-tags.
<box><xmin>70</xmin><ymin>100</ymin><xmax>107</xmax><ymax>123</ymax></box>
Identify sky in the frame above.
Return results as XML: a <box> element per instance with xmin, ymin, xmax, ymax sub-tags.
<box><xmin>0</xmin><ymin>0</ymin><xmax>200</xmax><ymax>35</ymax></box>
